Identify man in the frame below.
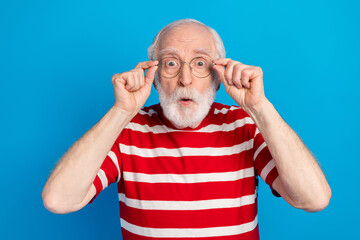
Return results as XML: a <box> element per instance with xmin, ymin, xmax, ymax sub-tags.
<box><xmin>42</xmin><ymin>19</ymin><xmax>331</xmax><ymax>239</ymax></box>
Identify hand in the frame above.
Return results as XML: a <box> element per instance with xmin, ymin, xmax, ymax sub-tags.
<box><xmin>111</xmin><ymin>60</ymin><xmax>158</xmax><ymax>115</ymax></box>
<box><xmin>213</xmin><ymin>58</ymin><xmax>267</xmax><ymax>111</ymax></box>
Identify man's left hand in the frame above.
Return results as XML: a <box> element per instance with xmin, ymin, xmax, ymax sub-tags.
<box><xmin>213</xmin><ymin>58</ymin><xmax>267</xmax><ymax>111</ymax></box>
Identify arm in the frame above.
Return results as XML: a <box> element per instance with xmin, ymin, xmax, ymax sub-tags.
<box><xmin>42</xmin><ymin>61</ymin><xmax>158</xmax><ymax>214</ymax></box>
<box><xmin>247</xmin><ymin>99</ymin><xmax>331</xmax><ymax>212</ymax></box>
<box><xmin>213</xmin><ymin>59</ymin><xmax>331</xmax><ymax>212</ymax></box>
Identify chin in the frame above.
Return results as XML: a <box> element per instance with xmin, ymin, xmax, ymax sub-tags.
<box><xmin>168</xmin><ymin>101</ymin><xmax>209</xmax><ymax>129</ymax></box>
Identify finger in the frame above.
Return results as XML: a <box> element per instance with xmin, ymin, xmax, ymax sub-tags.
<box><xmin>128</xmin><ymin>70</ymin><xmax>140</xmax><ymax>91</ymax></box>
<box><xmin>213</xmin><ymin>65</ymin><xmax>229</xmax><ymax>90</ymax></box>
<box><xmin>144</xmin><ymin>65</ymin><xmax>158</xmax><ymax>86</ymax></box>
<box><xmin>112</xmin><ymin>73</ymin><xmax>123</xmax><ymax>84</ymax></box>
<box><xmin>232</xmin><ymin>63</ymin><xmax>243</xmax><ymax>89</ymax></box>
<box><xmin>135</xmin><ymin>60</ymin><xmax>159</xmax><ymax>70</ymax></box>
<box><xmin>139</xmin><ymin>70</ymin><xmax>145</xmax><ymax>87</ymax></box>
<box><xmin>241</xmin><ymin>68</ymin><xmax>253</xmax><ymax>89</ymax></box>
<box><xmin>247</xmin><ymin>66</ymin><xmax>263</xmax><ymax>89</ymax></box>
<box><xmin>112</xmin><ymin>72</ymin><xmax>127</xmax><ymax>88</ymax></box>
<box><xmin>218</xmin><ymin>68</ymin><xmax>231</xmax><ymax>90</ymax></box>
<box><xmin>134</xmin><ymin>71</ymin><xmax>142</xmax><ymax>90</ymax></box>
<box><xmin>212</xmin><ymin>64</ymin><xmax>225</xmax><ymax>82</ymax></box>
<box><xmin>125</xmin><ymin>73</ymin><xmax>136</xmax><ymax>91</ymax></box>
<box><xmin>213</xmin><ymin>58</ymin><xmax>232</xmax><ymax>66</ymax></box>
<box><xmin>136</xmin><ymin>69</ymin><xmax>145</xmax><ymax>90</ymax></box>
<box><xmin>224</xmin><ymin>61</ymin><xmax>239</xmax><ymax>86</ymax></box>
<box><xmin>136</xmin><ymin>68</ymin><xmax>146</xmax><ymax>88</ymax></box>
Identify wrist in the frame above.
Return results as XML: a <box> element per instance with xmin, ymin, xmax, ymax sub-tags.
<box><xmin>109</xmin><ymin>105</ymin><xmax>137</xmax><ymax>122</ymax></box>
<box><xmin>111</xmin><ymin>104</ymin><xmax>138</xmax><ymax>118</ymax></box>
<box><xmin>243</xmin><ymin>98</ymin><xmax>276</xmax><ymax>128</ymax></box>
<box><xmin>243</xmin><ymin>98</ymin><xmax>271</xmax><ymax>116</ymax></box>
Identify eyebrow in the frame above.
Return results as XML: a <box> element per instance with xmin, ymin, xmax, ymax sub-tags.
<box><xmin>158</xmin><ymin>47</ymin><xmax>213</xmax><ymax>59</ymax></box>
<box><xmin>193</xmin><ymin>48</ymin><xmax>213</xmax><ymax>57</ymax></box>
<box><xmin>158</xmin><ymin>47</ymin><xmax>179</xmax><ymax>57</ymax></box>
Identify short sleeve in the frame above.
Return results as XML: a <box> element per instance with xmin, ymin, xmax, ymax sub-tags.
<box><xmin>89</xmin><ymin>141</ymin><xmax>121</xmax><ymax>203</ymax></box>
<box><xmin>253</xmin><ymin>127</ymin><xmax>281</xmax><ymax>197</ymax></box>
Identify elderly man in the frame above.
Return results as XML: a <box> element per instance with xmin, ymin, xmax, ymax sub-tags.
<box><xmin>42</xmin><ymin>19</ymin><xmax>331</xmax><ymax>239</ymax></box>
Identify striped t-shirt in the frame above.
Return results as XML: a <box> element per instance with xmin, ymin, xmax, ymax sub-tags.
<box><xmin>90</xmin><ymin>102</ymin><xmax>280</xmax><ymax>239</ymax></box>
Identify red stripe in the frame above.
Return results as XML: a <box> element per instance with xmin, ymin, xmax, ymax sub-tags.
<box><xmin>253</xmin><ymin>130</ymin><xmax>265</xmax><ymax>151</ymax></box>
<box><xmin>254</xmin><ymin>147</ymin><xmax>273</xmax><ymax>176</ymax></box>
<box><xmin>89</xmin><ymin>142</ymin><xmax>122</xmax><ymax>203</ymax></box>
<box><xmin>89</xmin><ymin>175</ymin><xmax>102</xmax><ymax>204</ymax></box>
<box><xmin>100</xmin><ymin>155</ymin><xmax>119</xmax><ymax>183</ymax></box>
<box><xmin>120</xmin><ymin>125</ymin><xmax>254</xmax><ymax>148</ymax></box>
<box><xmin>119</xmin><ymin>177</ymin><xmax>256</xmax><ymax>201</ymax></box>
<box><xmin>265</xmin><ymin>167</ymin><xmax>279</xmax><ymax>188</ymax></box>
<box><xmin>121</xmin><ymin>151</ymin><xmax>254</xmax><ymax>174</ymax></box>
<box><xmin>119</xmin><ymin>201</ymin><xmax>257</xmax><ymax>228</ymax></box>
<box><xmin>121</xmin><ymin>224</ymin><xmax>259</xmax><ymax>240</ymax></box>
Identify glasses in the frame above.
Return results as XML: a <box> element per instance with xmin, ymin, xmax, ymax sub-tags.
<box><xmin>157</xmin><ymin>56</ymin><xmax>214</xmax><ymax>78</ymax></box>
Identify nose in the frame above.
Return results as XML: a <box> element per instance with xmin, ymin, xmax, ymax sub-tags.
<box><xmin>178</xmin><ymin>63</ymin><xmax>193</xmax><ymax>87</ymax></box>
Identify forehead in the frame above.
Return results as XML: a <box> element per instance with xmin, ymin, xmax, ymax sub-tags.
<box><xmin>158</xmin><ymin>24</ymin><xmax>216</xmax><ymax>57</ymax></box>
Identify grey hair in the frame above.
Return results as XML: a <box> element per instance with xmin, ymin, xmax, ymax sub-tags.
<box><xmin>147</xmin><ymin>19</ymin><xmax>226</xmax><ymax>60</ymax></box>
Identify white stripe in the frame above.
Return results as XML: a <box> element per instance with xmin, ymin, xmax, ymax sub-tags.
<box><xmin>214</xmin><ymin>106</ymin><xmax>241</xmax><ymax>114</ymax></box>
<box><xmin>120</xmin><ymin>139</ymin><xmax>253</xmax><ymax>158</ymax></box>
<box><xmin>123</xmin><ymin>167</ymin><xmax>254</xmax><ymax>183</ymax></box>
<box><xmin>97</xmin><ymin>169</ymin><xmax>108</xmax><ymax>190</ymax></box>
<box><xmin>260</xmin><ymin>159</ymin><xmax>276</xmax><ymax>181</ymax></box>
<box><xmin>253</xmin><ymin>142</ymin><xmax>267</xmax><ymax>161</ymax></box>
<box><xmin>125</xmin><ymin>122</ymin><xmax>176</xmax><ymax>133</ymax></box>
<box><xmin>118</xmin><ymin>193</ymin><xmax>255</xmax><ymax>210</ymax></box>
<box><xmin>255</xmin><ymin>128</ymin><xmax>260</xmax><ymax>137</ymax></box>
<box><xmin>107</xmin><ymin>151</ymin><xmax>121</xmax><ymax>183</ymax></box>
<box><xmin>125</xmin><ymin>117</ymin><xmax>254</xmax><ymax>134</ymax></box>
<box><xmin>139</xmin><ymin>109</ymin><xmax>157</xmax><ymax>116</ymax></box>
<box><xmin>198</xmin><ymin>117</ymin><xmax>254</xmax><ymax>133</ymax></box>
<box><xmin>195</xmin><ymin>118</ymin><xmax>254</xmax><ymax>133</ymax></box>
<box><xmin>120</xmin><ymin>215</ymin><xmax>258</xmax><ymax>238</ymax></box>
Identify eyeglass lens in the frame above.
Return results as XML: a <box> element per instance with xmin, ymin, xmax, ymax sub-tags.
<box><xmin>158</xmin><ymin>57</ymin><xmax>212</xmax><ymax>78</ymax></box>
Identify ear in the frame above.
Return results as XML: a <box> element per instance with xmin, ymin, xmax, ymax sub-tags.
<box><xmin>153</xmin><ymin>75</ymin><xmax>159</xmax><ymax>90</ymax></box>
<box><xmin>214</xmin><ymin>72</ymin><xmax>220</xmax><ymax>91</ymax></box>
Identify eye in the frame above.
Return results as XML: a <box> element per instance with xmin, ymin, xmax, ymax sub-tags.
<box><xmin>195</xmin><ymin>60</ymin><xmax>206</xmax><ymax>67</ymax></box>
<box><xmin>166</xmin><ymin>60</ymin><xmax>178</xmax><ymax>67</ymax></box>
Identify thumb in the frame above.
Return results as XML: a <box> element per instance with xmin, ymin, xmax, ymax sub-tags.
<box><xmin>144</xmin><ymin>66</ymin><xmax>158</xmax><ymax>86</ymax></box>
<box><xmin>213</xmin><ymin>64</ymin><xmax>225</xmax><ymax>79</ymax></box>
<box><xmin>213</xmin><ymin>65</ymin><xmax>228</xmax><ymax>88</ymax></box>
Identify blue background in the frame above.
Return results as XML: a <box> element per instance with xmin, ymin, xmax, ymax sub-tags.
<box><xmin>1</xmin><ymin>0</ymin><xmax>359</xmax><ymax>239</ymax></box>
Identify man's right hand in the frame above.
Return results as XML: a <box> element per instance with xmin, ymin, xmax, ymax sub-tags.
<box><xmin>111</xmin><ymin>60</ymin><xmax>158</xmax><ymax>115</ymax></box>
<box><xmin>42</xmin><ymin>61</ymin><xmax>159</xmax><ymax>214</ymax></box>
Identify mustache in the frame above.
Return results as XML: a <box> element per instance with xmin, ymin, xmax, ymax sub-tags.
<box><xmin>170</xmin><ymin>87</ymin><xmax>202</xmax><ymax>103</ymax></box>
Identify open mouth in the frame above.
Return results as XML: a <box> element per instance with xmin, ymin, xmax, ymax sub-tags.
<box><xmin>180</xmin><ymin>98</ymin><xmax>193</xmax><ymax>105</ymax></box>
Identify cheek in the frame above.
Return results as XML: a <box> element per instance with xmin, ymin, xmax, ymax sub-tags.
<box><xmin>160</xmin><ymin>79</ymin><xmax>178</xmax><ymax>94</ymax></box>
<box><xmin>197</xmin><ymin>78</ymin><xmax>214</xmax><ymax>94</ymax></box>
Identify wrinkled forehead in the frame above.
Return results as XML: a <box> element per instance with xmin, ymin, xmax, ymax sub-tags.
<box><xmin>157</xmin><ymin>24</ymin><xmax>216</xmax><ymax>59</ymax></box>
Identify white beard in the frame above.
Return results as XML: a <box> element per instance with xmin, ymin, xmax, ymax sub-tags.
<box><xmin>156</xmin><ymin>79</ymin><xmax>217</xmax><ymax>129</ymax></box>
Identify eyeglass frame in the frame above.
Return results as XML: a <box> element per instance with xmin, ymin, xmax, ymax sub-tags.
<box><xmin>156</xmin><ymin>56</ymin><xmax>215</xmax><ymax>79</ymax></box>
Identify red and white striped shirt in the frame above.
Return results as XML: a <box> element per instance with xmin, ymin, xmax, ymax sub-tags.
<box><xmin>90</xmin><ymin>102</ymin><xmax>280</xmax><ymax>239</ymax></box>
